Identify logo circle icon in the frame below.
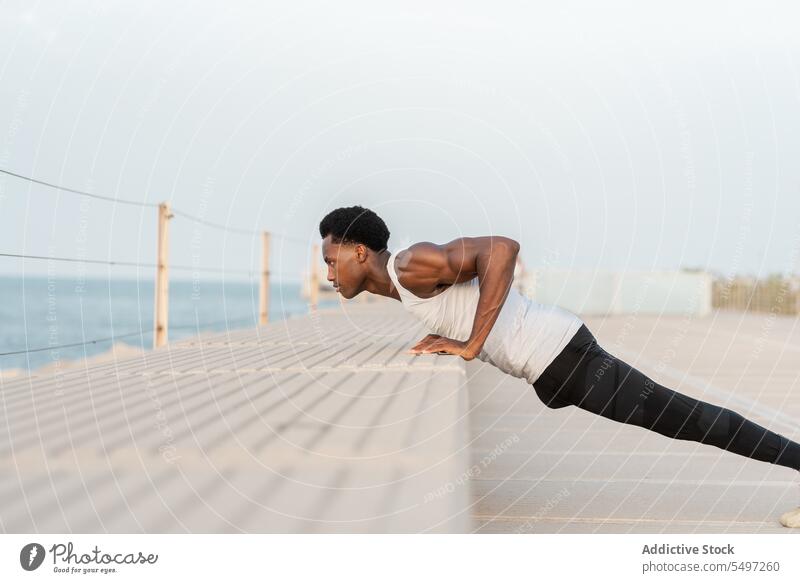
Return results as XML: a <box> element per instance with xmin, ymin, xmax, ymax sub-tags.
<box><xmin>20</xmin><ymin>543</ymin><xmax>46</xmax><ymax>571</ymax></box>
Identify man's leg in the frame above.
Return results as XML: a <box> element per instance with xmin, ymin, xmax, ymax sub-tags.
<box><xmin>575</xmin><ymin>345</ymin><xmax>800</xmax><ymax>527</ymax></box>
<box><xmin>533</xmin><ymin>323</ymin><xmax>800</xmax><ymax>525</ymax></box>
<box><xmin>564</xmin><ymin>345</ymin><xmax>800</xmax><ymax>471</ymax></box>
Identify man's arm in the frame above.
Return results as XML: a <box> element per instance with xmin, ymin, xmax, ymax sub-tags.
<box><xmin>401</xmin><ymin>236</ymin><xmax>520</xmax><ymax>359</ymax></box>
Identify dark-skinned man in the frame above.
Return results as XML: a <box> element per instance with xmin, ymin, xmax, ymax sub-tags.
<box><xmin>318</xmin><ymin>205</ymin><xmax>800</xmax><ymax>528</ymax></box>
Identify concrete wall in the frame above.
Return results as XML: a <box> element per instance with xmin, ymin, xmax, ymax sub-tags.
<box><xmin>519</xmin><ymin>269</ymin><xmax>712</xmax><ymax>316</ymax></box>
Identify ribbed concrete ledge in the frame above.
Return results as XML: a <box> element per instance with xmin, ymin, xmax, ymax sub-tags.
<box><xmin>0</xmin><ymin>301</ymin><xmax>473</xmax><ymax>533</ymax></box>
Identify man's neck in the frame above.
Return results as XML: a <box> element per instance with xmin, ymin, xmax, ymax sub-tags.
<box><xmin>363</xmin><ymin>251</ymin><xmax>400</xmax><ymax>301</ymax></box>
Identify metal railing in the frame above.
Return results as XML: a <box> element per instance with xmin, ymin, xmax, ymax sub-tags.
<box><xmin>0</xmin><ymin>167</ymin><xmax>326</xmax><ymax>355</ymax></box>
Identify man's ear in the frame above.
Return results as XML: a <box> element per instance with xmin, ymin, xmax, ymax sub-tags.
<box><xmin>355</xmin><ymin>243</ymin><xmax>369</xmax><ymax>262</ymax></box>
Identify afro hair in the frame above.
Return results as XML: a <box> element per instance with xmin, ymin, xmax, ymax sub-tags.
<box><xmin>318</xmin><ymin>205</ymin><xmax>390</xmax><ymax>253</ymax></box>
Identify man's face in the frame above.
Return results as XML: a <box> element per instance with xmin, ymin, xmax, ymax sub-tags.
<box><xmin>321</xmin><ymin>234</ymin><xmax>366</xmax><ymax>299</ymax></box>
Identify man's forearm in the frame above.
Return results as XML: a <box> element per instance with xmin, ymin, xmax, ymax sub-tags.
<box><xmin>465</xmin><ymin>240</ymin><xmax>519</xmax><ymax>356</ymax></box>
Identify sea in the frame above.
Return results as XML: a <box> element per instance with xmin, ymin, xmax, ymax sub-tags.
<box><xmin>0</xmin><ymin>275</ymin><xmax>339</xmax><ymax>373</ymax></box>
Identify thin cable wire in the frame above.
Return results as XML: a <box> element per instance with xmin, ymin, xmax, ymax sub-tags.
<box><xmin>0</xmin><ymin>168</ymin><xmax>158</xmax><ymax>208</ymax></box>
<box><xmin>0</xmin><ymin>316</ymin><xmax>260</xmax><ymax>357</ymax></box>
<box><xmin>0</xmin><ymin>252</ymin><xmax>155</xmax><ymax>268</ymax></box>
<box><xmin>0</xmin><ymin>251</ymin><xmax>254</xmax><ymax>275</ymax></box>
<box><xmin>1</xmin><ymin>167</ymin><xmax>308</xmax><ymax>244</ymax></box>
<box><xmin>0</xmin><ymin>329</ymin><xmax>147</xmax><ymax>356</ymax></box>
<box><xmin>171</xmin><ymin>208</ymin><xmax>261</xmax><ymax>236</ymax></box>
<box><xmin>0</xmin><ymin>251</ymin><xmax>309</xmax><ymax>277</ymax></box>
<box><xmin>165</xmin><ymin>209</ymin><xmax>306</xmax><ymax>244</ymax></box>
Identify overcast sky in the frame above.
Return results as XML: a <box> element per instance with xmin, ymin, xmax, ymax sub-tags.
<box><xmin>1</xmin><ymin>0</ymin><xmax>799</xmax><ymax>282</ymax></box>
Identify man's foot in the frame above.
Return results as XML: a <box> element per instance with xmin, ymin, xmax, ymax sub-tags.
<box><xmin>780</xmin><ymin>471</ymin><xmax>800</xmax><ymax>528</ymax></box>
<box><xmin>779</xmin><ymin>507</ymin><xmax>800</xmax><ymax>528</ymax></box>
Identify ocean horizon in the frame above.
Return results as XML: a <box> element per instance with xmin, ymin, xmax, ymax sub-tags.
<box><xmin>0</xmin><ymin>275</ymin><xmax>338</xmax><ymax>373</ymax></box>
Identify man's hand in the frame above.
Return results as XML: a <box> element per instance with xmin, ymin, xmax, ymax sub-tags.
<box><xmin>406</xmin><ymin>334</ymin><xmax>479</xmax><ymax>361</ymax></box>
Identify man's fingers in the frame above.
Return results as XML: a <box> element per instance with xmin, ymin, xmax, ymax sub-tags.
<box><xmin>410</xmin><ymin>334</ymin><xmax>441</xmax><ymax>350</ymax></box>
<box><xmin>409</xmin><ymin>343</ymin><xmax>437</xmax><ymax>353</ymax></box>
<box><xmin>407</xmin><ymin>336</ymin><xmax>470</xmax><ymax>359</ymax></box>
<box><xmin>409</xmin><ymin>339</ymin><xmax>445</xmax><ymax>354</ymax></box>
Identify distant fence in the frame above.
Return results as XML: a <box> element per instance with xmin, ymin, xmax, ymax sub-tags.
<box><xmin>519</xmin><ymin>269</ymin><xmax>713</xmax><ymax>316</ymax></box>
<box><xmin>711</xmin><ymin>275</ymin><xmax>800</xmax><ymax>316</ymax></box>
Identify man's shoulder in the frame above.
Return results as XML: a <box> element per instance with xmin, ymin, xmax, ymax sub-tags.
<box><xmin>395</xmin><ymin>241</ymin><xmax>441</xmax><ymax>263</ymax></box>
<box><xmin>393</xmin><ymin>242</ymin><xmax>446</xmax><ymax>296</ymax></box>
<box><xmin>394</xmin><ymin>241</ymin><xmax>448</xmax><ymax>272</ymax></box>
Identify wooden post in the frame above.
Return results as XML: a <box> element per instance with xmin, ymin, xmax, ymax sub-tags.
<box><xmin>259</xmin><ymin>231</ymin><xmax>271</xmax><ymax>325</ymax></box>
<box><xmin>153</xmin><ymin>202</ymin><xmax>173</xmax><ymax>348</ymax></box>
<box><xmin>310</xmin><ymin>243</ymin><xmax>320</xmax><ymax>309</ymax></box>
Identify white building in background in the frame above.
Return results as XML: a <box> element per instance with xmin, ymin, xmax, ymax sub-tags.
<box><xmin>517</xmin><ymin>268</ymin><xmax>712</xmax><ymax>317</ymax></box>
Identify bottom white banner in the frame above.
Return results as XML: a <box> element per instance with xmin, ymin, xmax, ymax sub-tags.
<box><xmin>1</xmin><ymin>533</ymin><xmax>797</xmax><ymax>582</ymax></box>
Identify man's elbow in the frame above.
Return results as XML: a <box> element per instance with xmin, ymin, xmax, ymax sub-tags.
<box><xmin>481</xmin><ymin>236</ymin><xmax>520</xmax><ymax>263</ymax></box>
<box><xmin>497</xmin><ymin>237</ymin><xmax>520</xmax><ymax>255</ymax></box>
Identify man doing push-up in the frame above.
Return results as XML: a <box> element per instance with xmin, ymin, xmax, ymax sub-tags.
<box><xmin>318</xmin><ymin>205</ymin><xmax>800</xmax><ymax>528</ymax></box>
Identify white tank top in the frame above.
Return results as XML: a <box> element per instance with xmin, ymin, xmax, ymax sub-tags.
<box><xmin>386</xmin><ymin>246</ymin><xmax>584</xmax><ymax>385</ymax></box>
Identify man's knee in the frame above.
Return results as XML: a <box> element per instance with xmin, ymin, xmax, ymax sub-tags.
<box><xmin>641</xmin><ymin>386</ymin><xmax>703</xmax><ymax>439</ymax></box>
<box><xmin>532</xmin><ymin>381</ymin><xmax>573</xmax><ymax>409</ymax></box>
<box><xmin>696</xmin><ymin>402</ymin><xmax>734</xmax><ymax>442</ymax></box>
<box><xmin>641</xmin><ymin>389</ymin><xmax>742</xmax><ymax>444</ymax></box>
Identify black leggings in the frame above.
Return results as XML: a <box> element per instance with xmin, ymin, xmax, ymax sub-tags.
<box><xmin>532</xmin><ymin>324</ymin><xmax>800</xmax><ymax>471</ymax></box>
